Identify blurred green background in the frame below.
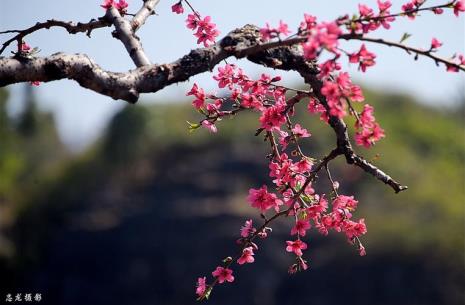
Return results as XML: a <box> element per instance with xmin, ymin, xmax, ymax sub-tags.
<box><xmin>0</xmin><ymin>84</ymin><xmax>463</xmax><ymax>305</ymax></box>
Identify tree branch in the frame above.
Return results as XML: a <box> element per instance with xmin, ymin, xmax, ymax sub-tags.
<box><xmin>0</xmin><ymin>23</ymin><xmax>407</xmax><ymax>192</ymax></box>
<box><xmin>131</xmin><ymin>0</ymin><xmax>161</xmax><ymax>32</ymax></box>
<box><xmin>0</xmin><ymin>18</ymin><xmax>112</xmax><ymax>55</ymax></box>
<box><xmin>340</xmin><ymin>34</ymin><xmax>465</xmax><ymax>72</ymax></box>
<box><xmin>0</xmin><ymin>25</ymin><xmax>303</xmax><ymax>102</ymax></box>
<box><xmin>107</xmin><ymin>7</ymin><xmax>151</xmax><ymax>67</ymax></box>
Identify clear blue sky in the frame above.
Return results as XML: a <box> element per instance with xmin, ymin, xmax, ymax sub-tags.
<box><xmin>1</xmin><ymin>0</ymin><xmax>464</xmax><ymax>151</ymax></box>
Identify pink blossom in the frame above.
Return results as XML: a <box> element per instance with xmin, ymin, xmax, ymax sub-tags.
<box><xmin>191</xmin><ymin>16</ymin><xmax>220</xmax><ymax>47</ymax></box>
<box><xmin>247</xmin><ymin>185</ymin><xmax>283</xmax><ymax>213</ymax></box>
<box><xmin>115</xmin><ymin>0</ymin><xmax>128</xmax><ymax>12</ymax></box>
<box><xmin>201</xmin><ymin>120</ymin><xmax>217</xmax><ymax>133</ymax></box>
<box><xmin>100</xmin><ymin>0</ymin><xmax>127</xmax><ymax>13</ymax></box>
<box><xmin>285</xmin><ymin>239</ymin><xmax>308</xmax><ymax>256</ymax></box>
<box><xmin>212</xmin><ymin>267</ymin><xmax>234</xmax><ymax>284</ymax></box>
<box><xmin>321</xmin><ymin>80</ymin><xmax>341</xmax><ymax>103</ymax></box>
<box><xmin>299</xmin><ymin>14</ymin><xmax>317</xmax><ymax>32</ymax></box>
<box><xmin>196</xmin><ymin>277</ymin><xmax>207</xmax><ymax>297</ymax></box>
<box><xmin>186</xmin><ymin>14</ymin><xmax>199</xmax><ymax>30</ymax></box>
<box><xmin>240</xmin><ymin>93</ymin><xmax>262</xmax><ymax>109</ymax></box>
<box><xmin>358</xmin><ymin>4</ymin><xmax>374</xmax><ymax>18</ymax></box>
<box><xmin>377</xmin><ymin>0</ymin><xmax>392</xmax><ymax>12</ymax></box>
<box><xmin>20</xmin><ymin>42</ymin><xmax>31</xmax><ymax>52</ymax></box>
<box><xmin>237</xmin><ymin>247</ymin><xmax>255</xmax><ymax>265</ymax></box>
<box><xmin>101</xmin><ymin>0</ymin><xmax>114</xmax><ymax>9</ymax></box>
<box><xmin>259</xmin><ymin>23</ymin><xmax>274</xmax><ymax>41</ymax></box>
<box><xmin>240</xmin><ymin>219</ymin><xmax>255</xmax><ymax>238</ymax></box>
<box><xmin>356</xmin><ymin>104</ymin><xmax>376</xmax><ymax>129</ymax></box>
<box><xmin>291</xmin><ymin>220</ymin><xmax>311</xmax><ymax>236</ymax></box>
<box><xmin>355</xmin><ymin>122</ymin><xmax>385</xmax><ymax>148</ymax></box>
<box><xmin>454</xmin><ymin>0</ymin><xmax>465</xmax><ymax>16</ymax></box>
<box><xmin>377</xmin><ymin>0</ymin><xmax>395</xmax><ymax>29</ymax></box>
<box><xmin>333</xmin><ymin>195</ymin><xmax>358</xmax><ymax>211</ymax></box>
<box><xmin>446</xmin><ymin>64</ymin><xmax>459</xmax><ymax>72</ymax></box>
<box><xmin>260</xmin><ymin>21</ymin><xmax>290</xmax><ymax>41</ymax></box>
<box><xmin>302</xmin><ymin>21</ymin><xmax>342</xmax><ymax>59</ymax></box>
<box><xmin>430</xmin><ymin>38</ymin><xmax>442</xmax><ymax>49</ymax></box>
<box><xmin>307</xmin><ymin>98</ymin><xmax>328</xmax><ymax>122</ymax></box>
<box><xmin>278</xmin><ymin>130</ymin><xmax>290</xmax><ymax>150</ymax></box>
<box><xmin>319</xmin><ymin>60</ymin><xmax>341</xmax><ymax>78</ymax></box>
<box><xmin>401</xmin><ymin>1</ymin><xmax>419</xmax><ymax>19</ymax></box>
<box><xmin>259</xmin><ymin>105</ymin><xmax>286</xmax><ymax>130</ymax></box>
<box><xmin>291</xmin><ymin>124</ymin><xmax>311</xmax><ymax>138</ymax></box>
<box><xmin>291</xmin><ymin>159</ymin><xmax>312</xmax><ymax>174</ymax></box>
<box><xmin>349</xmin><ymin>44</ymin><xmax>376</xmax><ymax>72</ymax></box>
<box><xmin>213</xmin><ymin>64</ymin><xmax>236</xmax><ymax>89</ymax></box>
<box><xmin>171</xmin><ymin>1</ymin><xmax>184</xmax><ymax>14</ymax></box>
<box><xmin>187</xmin><ymin>84</ymin><xmax>206</xmax><ymax>109</ymax></box>
<box><xmin>343</xmin><ymin>219</ymin><xmax>367</xmax><ymax>239</ymax></box>
<box><xmin>269</xmin><ymin>154</ymin><xmax>293</xmax><ymax>186</ymax></box>
<box><xmin>277</xmin><ymin>20</ymin><xmax>290</xmax><ymax>36</ymax></box>
<box><xmin>359</xmin><ymin>244</ymin><xmax>367</xmax><ymax>256</ymax></box>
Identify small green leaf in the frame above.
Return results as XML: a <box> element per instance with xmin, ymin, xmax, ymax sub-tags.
<box><xmin>399</xmin><ymin>32</ymin><xmax>412</xmax><ymax>44</ymax></box>
<box><xmin>187</xmin><ymin>121</ymin><xmax>200</xmax><ymax>133</ymax></box>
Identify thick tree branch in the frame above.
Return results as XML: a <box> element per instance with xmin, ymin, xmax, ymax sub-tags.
<box><xmin>0</xmin><ymin>25</ymin><xmax>298</xmax><ymax>102</ymax></box>
<box><xmin>131</xmin><ymin>0</ymin><xmax>161</xmax><ymax>32</ymax></box>
<box><xmin>107</xmin><ymin>7</ymin><xmax>151</xmax><ymax>67</ymax></box>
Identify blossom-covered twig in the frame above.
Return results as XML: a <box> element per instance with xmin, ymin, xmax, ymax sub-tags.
<box><xmin>341</xmin><ymin>34</ymin><xmax>465</xmax><ymax>72</ymax></box>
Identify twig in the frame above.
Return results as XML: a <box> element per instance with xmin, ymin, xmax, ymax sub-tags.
<box><xmin>130</xmin><ymin>0</ymin><xmax>161</xmax><ymax>32</ymax></box>
<box><xmin>340</xmin><ymin>34</ymin><xmax>465</xmax><ymax>72</ymax></box>
<box><xmin>107</xmin><ymin>7</ymin><xmax>151</xmax><ymax>67</ymax></box>
<box><xmin>0</xmin><ymin>18</ymin><xmax>111</xmax><ymax>55</ymax></box>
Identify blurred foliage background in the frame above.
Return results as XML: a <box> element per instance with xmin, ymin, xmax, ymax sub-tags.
<box><xmin>0</xmin><ymin>84</ymin><xmax>463</xmax><ymax>305</ymax></box>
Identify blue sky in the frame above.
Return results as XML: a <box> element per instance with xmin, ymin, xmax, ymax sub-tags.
<box><xmin>1</xmin><ymin>0</ymin><xmax>464</xmax><ymax>151</ymax></box>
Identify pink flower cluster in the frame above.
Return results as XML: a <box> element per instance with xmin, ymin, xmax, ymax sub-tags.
<box><xmin>247</xmin><ymin>185</ymin><xmax>283</xmax><ymax>213</ymax></box>
<box><xmin>347</xmin><ymin>0</ymin><xmax>395</xmax><ymax>33</ymax></box>
<box><xmin>355</xmin><ymin>104</ymin><xmax>385</xmax><ymax>148</ymax></box>
<box><xmin>259</xmin><ymin>21</ymin><xmax>290</xmax><ymax>41</ymax></box>
<box><xmin>401</xmin><ymin>0</ymin><xmax>426</xmax><ymax>19</ymax></box>
<box><xmin>321</xmin><ymin>72</ymin><xmax>364</xmax><ymax>118</ymax></box>
<box><xmin>171</xmin><ymin>1</ymin><xmax>219</xmax><ymax>46</ymax></box>
<box><xmin>187</xmin><ymin>64</ymin><xmax>290</xmax><ymax>133</ymax></box>
<box><xmin>269</xmin><ymin>153</ymin><xmax>312</xmax><ymax>188</ymax></box>
<box><xmin>186</xmin><ymin>14</ymin><xmax>220</xmax><ymax>47</ymax></box>
<box><xmin>100</xmin><ymin>0</ymin><xmax>128</xmax><ymax>14</ymax></box>
<box><xmin>302</xmin><ymin>20</ymin><xmax>342</xmax><ymax>60</ymax></box>
<box><xmin>349</xmin><ymin>44</ymin><xmax>376</xmax><ymax>72</ymax></box>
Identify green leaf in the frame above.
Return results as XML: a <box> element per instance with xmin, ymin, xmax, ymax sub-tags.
<box><xmin>399</xmin><ymin>33</ymin><xmax>412</xmax><ymax>44</ymax></box>
<box><xmin>187</xmin><ymin>121</ymin><xmax>200</xmax><ymax>133</ymax></box>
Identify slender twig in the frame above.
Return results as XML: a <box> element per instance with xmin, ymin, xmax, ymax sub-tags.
<box><xmin>0</xmin><ymin>18</ymin><xmax>111</xmax><ymax>55</ymax></box>
<box><xmin>343</xmin><ymin>1</ymin><xmax>455</xmax><ymax>25</ymax></box>
<box><xmin>325</xmin><ymin>164</ymin><xmax>339</xmax><ymax>197</ymax></box>
<box><xmin>340</xmin><ymin>34</ymin><xmax>465</xmax><ymax>72</ymax></box>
